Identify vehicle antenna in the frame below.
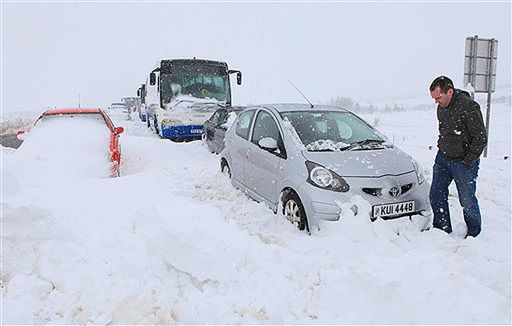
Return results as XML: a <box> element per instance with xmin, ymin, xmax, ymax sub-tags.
<box><xmin>287</xmin><ymin>79</ymin><xmax>313</xmax><ymax>108</ymax></box>
<box><xmin>78</xmin><ymin>94</ymin><xmax>81</xmax><ymax>108</ymax></box>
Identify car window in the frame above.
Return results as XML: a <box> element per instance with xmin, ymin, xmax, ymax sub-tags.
<box><xmin>251</xmin><ymin>110</ymin><xmax>286</xmax><ymax>158</ymax></box>
<box><xmin>281</xmin><ymin>111</ymin><xmax>382</xmax><ymax>148</ymax></box>
<box><xmin>235</xmin><ymin>110</ymin><xmax>255</xmax><ymax>140</ymax></box>
<box><xmin>39</xmin><ymin>113</ymin><xmax>106</xmax><ymax>126</ymax></box>
<box><xmin>208</xmin><ymin>110</ymin><xmax>222</xmax><ymax>124</ymax></box>
<box><xmin>217</xmin><ymin>110</ymin><xmax>230</xmax><ymax>125</ymax></box>
<box><xmin>251</xmin><ymin>111</ymin><xmax>281</xmax><ymax>145</ymax></box>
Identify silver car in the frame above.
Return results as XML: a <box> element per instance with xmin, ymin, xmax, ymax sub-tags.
<box><xmin>220</xmin><ymin>104</ymin><xmax>430</xmax><ymax>232</ymax></box>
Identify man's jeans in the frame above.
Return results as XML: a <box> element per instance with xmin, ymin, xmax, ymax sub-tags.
<box><xmin>429</xmin><ymin>151</ymin><xmax>482</xmax><ymax>237</ymax></box>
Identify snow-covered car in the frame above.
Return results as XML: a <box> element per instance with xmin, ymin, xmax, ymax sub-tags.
<box><xmin>220</xmin><ymin>104</ymin><xmax>430</xmax><ymax>232</ymax></box>
<box><xmin>18</xmin><ymin>108</ymin><xmax>124</xmax><ymax>177</ymax></box>
<box><xmin>107</xmin><ymin>102</ymin><xmax>130</xmax><ymax>122</ymax></box>
<box><xmin>203</xmin><ymin>106</ymin><xmax>243</xmax><ymax>154</ymax></box>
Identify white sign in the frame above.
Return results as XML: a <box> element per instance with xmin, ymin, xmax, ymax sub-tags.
<box><xmin>463</xmin><ymin>36</ymin><xmax>498</xmax><ymax>93</ymax></box>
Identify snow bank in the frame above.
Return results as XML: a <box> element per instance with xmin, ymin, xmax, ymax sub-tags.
<box><xmin>1</xmin><ymin>102</ymin><xmax>510</xmax><ymax>324</ymax></box>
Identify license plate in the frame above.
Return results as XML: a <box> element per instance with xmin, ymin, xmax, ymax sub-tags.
<box><xmin>372</xmin><ymin>201</ymin><xmax>415</xmax><ymax>218</ymax></box>
<box><xmin>190</xmin><ymin>129</ymin><xmax>203</xmax><ymax>134</ymax></box>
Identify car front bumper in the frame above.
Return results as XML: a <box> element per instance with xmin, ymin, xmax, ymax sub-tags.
<box><xmin>296</xmin><ymin>172</ymin><xmax>430</xmax><ymax>225</ymax></box>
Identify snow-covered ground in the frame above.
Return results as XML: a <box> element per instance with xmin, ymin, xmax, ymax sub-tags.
<box><xmin>1</xmin><ymin>101</ymin><xmax>511</xmax><ymax>324</ymax></box>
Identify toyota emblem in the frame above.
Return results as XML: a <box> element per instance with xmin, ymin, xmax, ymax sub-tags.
<box><xmin>389</xmin><ymin>187</ymin><xmax>400</xmax><ymax>197</ymax></box>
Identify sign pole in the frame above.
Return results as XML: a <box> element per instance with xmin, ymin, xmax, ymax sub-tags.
<box><xmin>470</xmin><ymin>35</ymin><xmax>478</xmax><ymax>100</ymax></box>
<box><xmin>483</xmin><ymin>38</ymin><xmax>496</xmax><ymax>158</ymax></box>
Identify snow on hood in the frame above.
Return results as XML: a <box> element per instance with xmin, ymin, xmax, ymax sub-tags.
<box><xmin>301</xmin><ymin>147</ymin><xmax>415</xmax><ymax>177</ymax></box>
<box><xmin>160</xmin><ymin>95</ymin><xmax>227</xmax><ymax>126</ymax></box>
<box><xmin>305</xmin><ymin>139</ymin><xmax>351</xmax><ymax>151</ymax></box>
<box><xmin>163</xmin><ymin>94</ymin><xmax>226</xmax><ymax>113</ymax></box>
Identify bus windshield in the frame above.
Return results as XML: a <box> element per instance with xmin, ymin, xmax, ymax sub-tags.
<box><xmin>160</xmin><ymin>63</ymin><xmax>231</xmax><ymax>104</ymax></box>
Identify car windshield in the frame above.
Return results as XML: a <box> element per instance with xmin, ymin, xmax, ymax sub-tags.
<box><xmin>280</xmin><ymin>111</ymin><xmax>386</xmax><ymax>151</ymax></box>
<box><xmin>39</xmin><ymin>113</ymin><xmax>106</xmax><ymax>126</ymax></box>
<box><xmin>160</xmin><ymin>64</ymin><xmax>230</xmax><ymax>104</ymax></box>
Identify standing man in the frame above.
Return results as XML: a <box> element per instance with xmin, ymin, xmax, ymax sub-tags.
<box><xmin>429</xmin><ymin>76</ymin><xmax>487</xmax><ymax>238</ymax></box>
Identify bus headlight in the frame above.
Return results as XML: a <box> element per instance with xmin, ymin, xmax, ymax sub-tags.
<box><xmin>161</xmin><ymin>119</ymin><xmax>171</xmax><ymax>127</ymax></box>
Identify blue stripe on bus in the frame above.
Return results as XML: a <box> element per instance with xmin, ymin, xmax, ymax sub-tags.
<box><xmin>161</xmin><ymin>125</ymin><xmax>204</xmax><ymax>139</ymax></box>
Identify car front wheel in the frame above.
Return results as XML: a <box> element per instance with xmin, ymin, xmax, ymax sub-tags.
<box><xmin>221</xmin><ymin>159</ymin><xmax>231</xmax><ymax>178</ymax></box>
<box><xmin>282</xmin><ymin>190</ymin><xmax>309</xmax><ymax>232</ymax></box>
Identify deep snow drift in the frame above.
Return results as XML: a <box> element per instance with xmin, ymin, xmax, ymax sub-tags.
<box><xmin>1</xmin><ymin>101</ymin><xmax>510</xmax><ymax>324</ymax></box>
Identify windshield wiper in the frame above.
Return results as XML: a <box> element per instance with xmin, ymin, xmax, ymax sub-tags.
<box><xmin>341</xmin><ymin>139</ymin><xmax>386</xmax><ymax>151</ymax></box>
<box><xmin>307</xmin><ymin>148</ymin><xmax>335</xmax><ymax>152</ymax></box>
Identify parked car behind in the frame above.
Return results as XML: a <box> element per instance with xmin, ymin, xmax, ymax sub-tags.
<box><xmin>203</xmin><ymin>106</ymin><xmax>244</xmax><ymax>153</ymax></box>
<box><xmin>107</xmin><ymin>102</ymin><xmax>130</xmax><ymax>122</ymax></box>
<box><xmin>18</xmin><ymin>108</ymin><xmax>124</xmax><ymax>177</ymax></box>
<box><xmin>220</xmin><ymin>104</ymin><xmax>430</xmax><ymax>232</ymax></box>
<box><xmin>121</xmin><ymin>97</ymin><xmax>140</xmax><ymax>113</ymax></box>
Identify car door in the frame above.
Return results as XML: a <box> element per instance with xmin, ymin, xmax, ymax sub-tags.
<box><xmin>245</xmin><ymin>110</ymin><xmax>286</xmax><ymax>205</ymax></box>
<box><xmin>230</xmin><ymin>109</ymin><xmax>256</xmax><ymax>184</ymax></box>
<box><xmin>212</xmin><ymin>110</ymin><xmax>230</xmax><ymax>153</ymax></box>
<box><xmin>204</xmin><ymin>110</ymin><xmax>221</xmax><ymax>151</ymax></box>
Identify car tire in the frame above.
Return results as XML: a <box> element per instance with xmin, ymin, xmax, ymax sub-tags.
<box><xmin>282</xmin><ymin>190</ymin><xmax>309</xmax><ymax>232</ymax></box>
<box><xmin>154</xmin><ymin>118</ymin><xmax>159</xmax><ymax>135</ymax></box>
<box><xmin>221</xmin><ymin>159</ymin><xmax>231</xmax><ymax>178</ymax></box>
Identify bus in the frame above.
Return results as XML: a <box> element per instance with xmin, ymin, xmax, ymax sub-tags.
<box><xmin>145</xmin><ymin>58</ymin><xmax>242</xmax><ymax>140</ymax></box>
<box><xmin>136</xmin><ymin>84</ymin><xmax>147</xmax><ymax>122</ymax></box>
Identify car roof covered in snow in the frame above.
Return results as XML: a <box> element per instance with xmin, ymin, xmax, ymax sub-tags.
<box><xmin>43</xmin><ymin>108</ymin><xmax>102</xmax><ymax>115</ymax></box>
<box><xmin>250</xmin><ymin>103</ymin><xmax>350</xmax><ymax>113</ymax></box>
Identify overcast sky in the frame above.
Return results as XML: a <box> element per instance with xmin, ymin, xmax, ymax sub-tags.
<box><xmin>2</xmin><ymin>1</ymin><xmax>511</xmax><ymax>112</ymax></box>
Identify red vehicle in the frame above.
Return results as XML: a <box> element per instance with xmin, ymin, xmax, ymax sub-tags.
<box><xmin>19</xmin><ymin>108</ymin><xmax>124</xmax><ymax>177</ymax></box>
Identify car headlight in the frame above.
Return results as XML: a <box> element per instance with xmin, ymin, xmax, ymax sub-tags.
<box><xmin>306</xmin><ymin>161</ymin><xmax>350</xmax><ymax>192</ymax></box>
<box><xmin>412</xmin><ymin>159</ymin><xmax>425</xmax><ymax>184</ymax></box>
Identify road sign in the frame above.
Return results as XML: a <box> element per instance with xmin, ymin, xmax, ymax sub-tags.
<box><xmin>463</xmin><ymin>35</ymin><xmax>498</xmax><ymax>157</ymax></box>
<box><xmin>464</xmin><ymin>36</ymin><xmax>498</xmax><ymax>92</ymax></box>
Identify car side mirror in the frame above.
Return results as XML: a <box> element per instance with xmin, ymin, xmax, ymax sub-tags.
<box><xmin>115</xmin><ymin>127</ymin><xmax>124</xmax><ymax>134</ymax></box>
<box><xmin>258</xmin><ymin>137</ymin><xmax>278</xmax><ymax>151</ymax></box>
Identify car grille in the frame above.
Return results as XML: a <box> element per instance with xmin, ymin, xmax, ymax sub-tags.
<box><xmin>362</xmin><ymin>183</ymin><xmax>414</xmax><ymax>197</ymax></box>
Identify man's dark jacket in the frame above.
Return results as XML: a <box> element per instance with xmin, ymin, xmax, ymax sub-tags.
<box><xmin>436</xmin><ymin>89</ymin><xmax>487</xmax><ymax>165</ymax></box>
